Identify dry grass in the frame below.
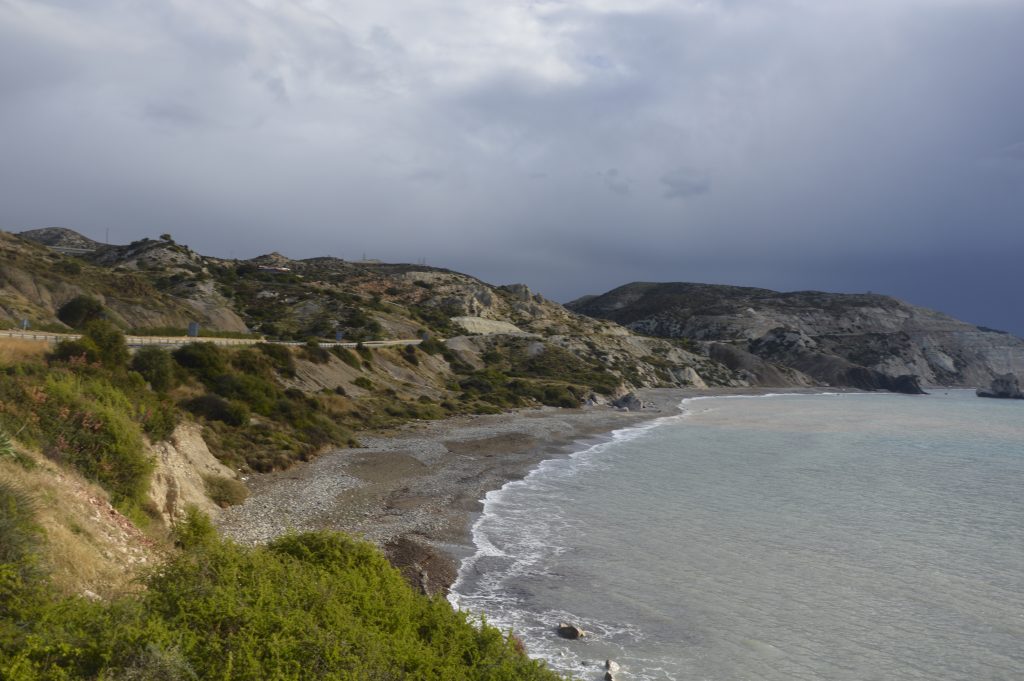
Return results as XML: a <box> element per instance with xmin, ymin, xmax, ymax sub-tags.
<box><xmin>1</xmin><ymin>446</ymin><xmax>165</xmax><ymax>598</ymax></box>
<box><xmin>0</xmin><ymin>337</ymin><xmax>49</xmax><ymax>364</ymax></box>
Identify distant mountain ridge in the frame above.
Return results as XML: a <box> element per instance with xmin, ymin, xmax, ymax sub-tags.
<box><xmin>567</xmin><ymin>281</ymin><xmax>1024</xmax><ymax>390</ymax></box>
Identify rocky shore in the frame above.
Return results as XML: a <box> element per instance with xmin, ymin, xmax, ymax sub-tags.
<box><xmin>218</xmin><ymin>387</ymin><xmax>832</xmax><ymax>592</ymax></box>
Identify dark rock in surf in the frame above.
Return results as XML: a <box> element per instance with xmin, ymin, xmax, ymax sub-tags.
<box><xmin>556</xmin><ymin>622</ymin><xmax>586</xmax><ymax>639</ymax></box>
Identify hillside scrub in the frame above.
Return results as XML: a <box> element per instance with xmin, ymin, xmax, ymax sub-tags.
<box><xmin>0</xmin><ymin>513</ymin><xmax>564</xmax><ymax>681</ymax></box>
<box><xmin>0</xmin><ymin>327</ymin><xmax>177</xmax><ymax>516</ymax></box>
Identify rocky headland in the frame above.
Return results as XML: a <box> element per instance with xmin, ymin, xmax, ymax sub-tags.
<box><xmin>568</xmin><ymin>282</ymin><xmax>1024</xmax><ymax>393</ymax></box>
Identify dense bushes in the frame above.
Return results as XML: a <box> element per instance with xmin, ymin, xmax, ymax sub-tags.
<box><xmin>0</xmin><ymin>325</ymin><xmax>179</xmax><ymax>513</ymax></box>
<box><xmin>0</xmin><ymin>525</ymin><xmax>563</xmax><ymax>680</ymax></box>
<box><xmin>457</xmin><ymin>369</ymin><xmax>588</xmax><ymax>409</ymax></box>
<box><xmin>0</xmin><ymin>370</ymin><xmax>159</xmax><ymax>509</ymax></box>
<box><xmin>56</xmin><ymin>295</ymin><xmax>105</xmax><ymax>329</ymax></box>
<box><xmin>171</xmin><ymin>342</ymin><xmax>227</xmax><ymax>381</ymax></box>
<box><xmin>130</xmin><ymin>347</ymin><xmax>176</xmax><ymax>392</ymax></box>
<box><xmin>168</xmin><ymin>343</ymin><xmax>353</xmax><ymax>472</ymax></box>
<box><xmin>302</xmin><ymin>339</ymin><xmax>332</xmax><ymax>364</ymax></box>
<box><xmin>38</xmin><ymin>374</ymin><xmax>153</xmax><ymax>505</ymax></box>
<box><xmin>183</xmin><ymin>394</ymin><xmax>249</xmax><ymax>426</ymax></box>
<box><xmin>256</xmin><ymin>342</ymin><xmax>297</xmax><ymax>377</ymax></box>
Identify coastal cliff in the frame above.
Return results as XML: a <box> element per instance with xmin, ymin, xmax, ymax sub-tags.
<box><xmin>567</xmin><ymin>282</ymin><xmax>1024</xmax><ymax>391</ymax></box>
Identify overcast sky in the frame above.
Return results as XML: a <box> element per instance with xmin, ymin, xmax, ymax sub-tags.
<box><xmin>2</xmin><ymin>0</ymin><xmax>1022</xmax><ymax>334</ymax></box>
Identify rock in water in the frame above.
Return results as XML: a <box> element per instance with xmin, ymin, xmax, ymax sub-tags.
<box><xmin>977</xmin><ymin>373</ymin><xmax>1024</xmax><ymax>399</ymax></box>
<box><xmin>556</xmin><ymin>622</ymin><xmax>586</xmax><ymax>639</ymax></box>
<box><xmin>605</xmin><ymin>659</ymin><xmax>621</xmax><ymax>672</ymax></box>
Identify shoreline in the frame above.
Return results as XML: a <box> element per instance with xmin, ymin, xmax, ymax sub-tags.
<box><xmin>217</xmin><ymin>387</ymin><xmax>843</xmax><ymax>592</ymax></box>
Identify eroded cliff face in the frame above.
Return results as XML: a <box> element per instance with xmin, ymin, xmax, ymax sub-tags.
<box><xmin>146</xmin><ymin>423</ymin><xmax>241</xmax><ymax>526</ymax></box>
<box><xmin>568</xmin><ymin>282</ymin><xmax>1024</xmax><ymax>388</ymax></box>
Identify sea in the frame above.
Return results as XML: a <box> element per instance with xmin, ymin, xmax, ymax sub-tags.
<box><xmin>448</xmin><ymin>390</ymin><xmax>1024</xmax><ymax>681</ymax></box>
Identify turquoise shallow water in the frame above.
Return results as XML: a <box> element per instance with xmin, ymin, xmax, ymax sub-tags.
<box><xmin>449</xmin><ymin>391</ymin><xmax>1024</xmax><ymax>681</ymax></box>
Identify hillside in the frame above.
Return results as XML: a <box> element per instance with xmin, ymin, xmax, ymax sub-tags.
<box><xmin>567</xmin><ymin>282</ymin><xmax>1024</xmax><ymax>391</ymax></box>
<box><xmin>4</xmin><ymin>229</ymin><xmax>730</xmax><ymax>394</ymax></box>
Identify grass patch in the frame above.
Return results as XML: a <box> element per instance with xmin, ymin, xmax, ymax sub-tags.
<box><xmin>0</xmin><ymin>339</ymin><xmax>48</xmax><ymax>365</ymax></box>
<box><xmin>201</xmin><ymin>474</ymin><xmax>250</xmax><ymax>508</ymax></box>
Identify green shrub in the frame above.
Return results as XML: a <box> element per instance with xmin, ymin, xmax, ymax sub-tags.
<box><xmin>49</xmin><ymin>337</ymin><xmax>100</xmax><ymax>365</ymax></box>
<box><xmin>0</xmin><ymin>531</ymin><xmax>561</xmax><ymax>680</ymax></box>
<box><xmin>183</xmin><ymin>395</ymin><xmax>249</xmax><ymax>427</ymax></box>
<box><xmin>402</xmin><ymin>344</ymin><xmax>420</xmax><ymax>366</ymax></box>
<box><xmin>41</xmin><ymin>374</ymin><xmax>153</xmax><ymax>505</ymax></box>
<box><xmin>353</xmin><ymin>376</ymin><xmax>374</xmax><ymax>390</ymax></box>
<box><xmin>209</xmin><ymin>373</ymin><xmax>279</xmax><ymax>415</ymax></box>
<box><xmin>201</xmin><ymin>475</ymin><xmax>249</xmax><ymax>508</ymax></box>
<box><xmin>173</xmin><ymin>506</ymin><xmax>217</xmax><ymax>550</ymax></box>
<box><xmin>172</xmin><ymin>343</ymin><xmax>227</xmax><ymax>383</ymax></box>
<box><xmin>131</xmin><ymin>347</ymin><xmax>176</xmax><ymax>392</ymax></box>
<box><xmin>56</xmin><ymin>259</ymin><xmax>82</xmax><ymax>276</ymax></box>
<box><xmin>138</xmin><ymin>397</ymin><xmax>178</xmax><ymax>441</ymax></box>
<box><xmin>256</xmin><ymin>343</ymin><xmax>297</xmax><ymax>377</ymax></box>
<box><xmin>302</xmin><ymin>339</ymin><xmax>331</xmax><ymax>364</ymax></box>
<box><xmin>56</xmin><ymin>295</ymin><xmax>105</xmax><ymax>329</ymax></box>
<box><xmin>332</xmin><ymin>346</ymin><xmax>361</xmax><ymax>369</ymax></box>
<box><xmin>82</xmin><ymin>320</ymin><xmax>130</xmax><ymax>369</ymax></box>
<box><xmin>418</xmin><ymin>336</ymin><xmax>446</xmax><ymax>355</ymax></box>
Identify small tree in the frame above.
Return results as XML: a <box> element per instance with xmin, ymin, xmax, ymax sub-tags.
<box><xmin>83</xmin><ymin>320</ymin><xmax>130</xmax><ymax>369</ymax></box>
<box><xmin>56</xmin><ymin>295</ymin><xmax>105</xmax><ymax>329</ymax></box>
<box><xmin>131</xmin><ymin>347</ymin><xmax>176</xmax><ymax>392</ymax></box>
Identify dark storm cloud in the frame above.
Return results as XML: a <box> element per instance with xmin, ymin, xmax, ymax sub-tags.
<box><xmin>2</xmin><ymin>0</ymin><xmax>1023</xmax><ymax>334</ymax></box>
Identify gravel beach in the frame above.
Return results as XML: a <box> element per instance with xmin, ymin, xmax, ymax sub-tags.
<box><xmin>218</xmin><ymin>387</ymin><xmax>807</xmax><ymax>591</ymax></box>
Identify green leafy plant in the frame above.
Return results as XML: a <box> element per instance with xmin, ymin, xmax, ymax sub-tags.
<box><xmin>130</xmin><ymin>347</ymin><xmax>176</xmax><ymax>392</ymax></box>
<box><xmin>56</xmin><ymin>295</ymin><xmax>106</xmax><ymax>329</ymax></box>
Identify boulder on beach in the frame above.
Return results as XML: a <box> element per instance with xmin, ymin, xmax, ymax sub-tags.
<box><xmin>556</xmin><ymin>622</ymin><xmax>586</xmax><ymax>639</ymax></box>
<box><xmin>977</xmin><ymin>373</ymin><xmax>1024</xmax><ymax>399</ymax></box>
<box><xmin>612</xmin><ymin>393</ymin><xmax>644</xmax><ymax>411</ymax></box>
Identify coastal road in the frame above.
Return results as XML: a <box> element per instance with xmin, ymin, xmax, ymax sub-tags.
<box><xmin>0</xmin><ymin>329</ymin><xmax>423</xmax><ymax>350</ymax></box>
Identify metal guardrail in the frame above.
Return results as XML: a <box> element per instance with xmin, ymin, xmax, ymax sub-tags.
<box><xmin>0</xmin><ymin>330</ymin><xmax>422</xmax><ymax>349</ymax></box>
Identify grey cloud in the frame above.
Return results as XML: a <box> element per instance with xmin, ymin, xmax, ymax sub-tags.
<box><xmin>2</xmin><ymin>0</ymin><xmax>1024</xmax><ymax>335</ymax></box>
<box><xmin>142</xmin><ymin>101</ymin><xmax>211</xmax><ymax>128</ymax></box>
<box><xmin>660</xmin><ymin>169</ymin><xmax>710</xmax><ymax>199</ymax></box>
<box><xmin>599</xmin><ymin>168</ymin><xmax>630</xmax><ymax>195</ymax></box>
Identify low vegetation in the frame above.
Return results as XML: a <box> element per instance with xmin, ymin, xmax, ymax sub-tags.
<box><xmin>0</xmin><ymin>324</ymin><xmax>177</xmax><ymax>522</ymax></box>
<box><xmin>0</xmin><ymin>506</ymin><xmax>564</xmax><ymax>680</ymax></box>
